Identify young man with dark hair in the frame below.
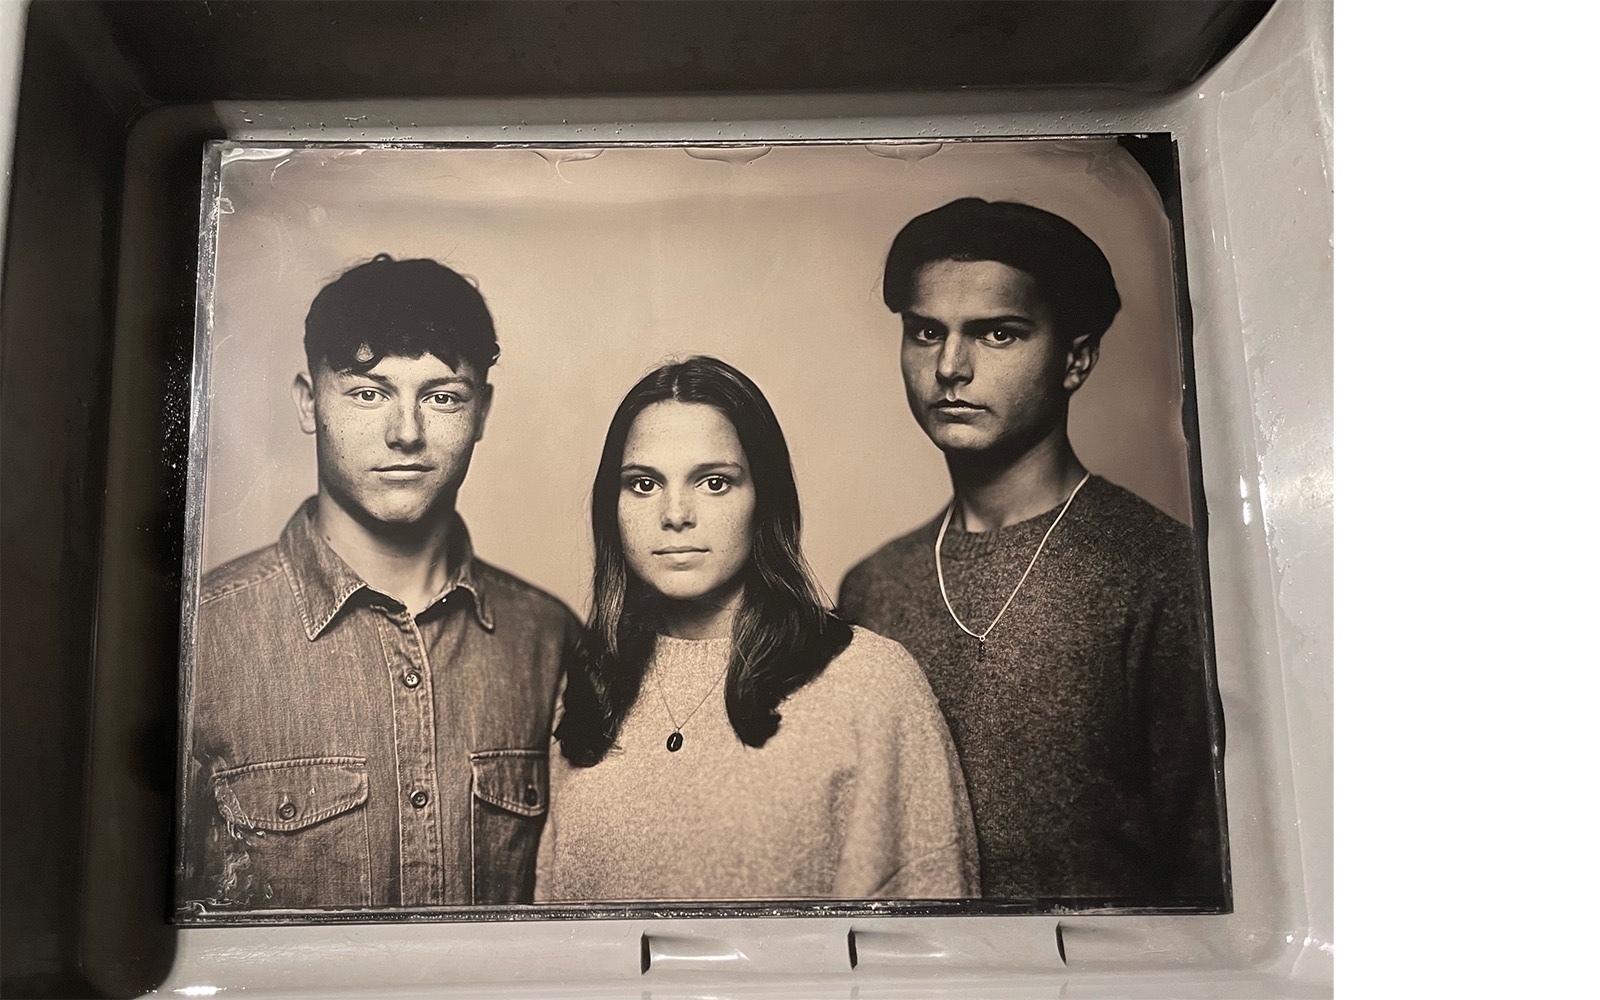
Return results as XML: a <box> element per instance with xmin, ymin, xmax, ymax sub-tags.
<box><xmin>839</xmin><ymin>199</ymin><xmax>1227</xmax><ymax>906</ymax></box>
<box><xmin>180</xmin><ymin>255</ymin><xmax>576</xmax><ymax>912</ymax></box>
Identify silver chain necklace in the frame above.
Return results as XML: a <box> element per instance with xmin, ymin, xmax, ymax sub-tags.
<box><xmin>650</xmin><ymin>655</ymin><xmax>731</xmax><ymax>753</ymax></box>
<box><xmin>934</xmin><ymin>474</ymin><xmax>1090</xmax><ymax>661</ymax></box>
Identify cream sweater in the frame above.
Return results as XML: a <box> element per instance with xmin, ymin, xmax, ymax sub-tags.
<box><xmin>536</xmin><ymin>627</ymin><xmax>978</xmax><ymax>901</ymax></box>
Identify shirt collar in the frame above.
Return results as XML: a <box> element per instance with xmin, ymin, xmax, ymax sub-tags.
<box><xmin>277</xmin><ymin>497</ymin><xmax>495</xmax><ymax>640</ymax></box>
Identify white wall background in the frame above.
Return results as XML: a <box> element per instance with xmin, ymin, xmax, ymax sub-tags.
<box><xmin>201</xmin><ymin>140</ymin><xmax>1191</xmax><ymax>613</ymax></box>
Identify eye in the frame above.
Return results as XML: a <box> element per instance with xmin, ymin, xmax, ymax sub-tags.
<box><xmin>625</xmin><ymin>476</ymin><xmax>660</xmax><ymax>496</ymax></box>
<box><xmin>903</xmin><ymin>319</ymin><xmax>943</xmax><ymax>344</ymax></box>
<box><xmin>699</xmin><ymin>475</ymin><xmax>731</xmax><ymax>495</ymax></box>
<box><xmin>424</xmin><ymin>392</ymin><xmax>460</xmax><ymax>407</ymax></box>
<box><xmin>350</xmin><ymin>388</ymin><xmax>385</xmax><ymax>404</ymax></box>
<box><xmin>981</xmin><ymin>327</ymin><xmax>1020</xmax><ymax>345</ymax></box>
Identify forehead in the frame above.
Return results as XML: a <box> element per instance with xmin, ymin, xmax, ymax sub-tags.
<box><xmin>906</xmin><ymin>259</ymin><xmax>1048</xmax><ymax>320</ymax></box>
<box><xmin>318</xmin><ymin>352</ymin><xmax>483</xmax><ymax>385</ymax></box>
<box><xmin>622</xmin><ymin>401</ymin><xmax>745</xmax><ymax>466</ymax></box>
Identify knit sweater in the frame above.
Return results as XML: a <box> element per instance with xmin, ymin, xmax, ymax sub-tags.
<box><xmin>535</xmin><ymin>627</ymin><xmax>978</xmax><ymax>901</ymax></box>
<box><xmin>838</xmin><ymin>476</ymin><xmax>1226</xmax><ymax>906</ymax></box>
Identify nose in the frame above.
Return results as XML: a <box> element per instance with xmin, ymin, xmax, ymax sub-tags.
<box><xmin>661</xmin><ymin>486</ymin><xmax>695</xmax><ymax>531</ymax></box>
<box><xmin>386</xmin><ymin>402</ymin><xmax>425</xmax><ymax>451</ymax></box>
<box><xmin>935</xmin><ymin>335</ymin><xmax>972</xmax><ymax>387</ymax></box>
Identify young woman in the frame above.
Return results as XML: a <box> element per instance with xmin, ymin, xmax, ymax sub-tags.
<box><xmin>536</xmin><ymin>356</ymin><xmax>977</xmax><ymax>901</ymax></box>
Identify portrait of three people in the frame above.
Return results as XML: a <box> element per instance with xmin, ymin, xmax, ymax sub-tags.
<box><xmin>177</xmin><ymin>140</ymin><xmax>1227</xmax><ymax>918</ymax></box>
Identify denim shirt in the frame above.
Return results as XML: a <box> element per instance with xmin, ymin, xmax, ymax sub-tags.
<box><xmin>179</xmin><ymin>498</ymin><xmax>576</xmax><ymax>913</ymax></box>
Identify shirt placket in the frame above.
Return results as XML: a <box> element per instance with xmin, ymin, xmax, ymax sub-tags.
<box><xmin>381</xmin><ymin>606</ymin><xmax>445</xmax><ymax>906</ymax></box>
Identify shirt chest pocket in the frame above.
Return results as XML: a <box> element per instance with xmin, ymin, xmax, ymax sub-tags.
<box><xmin>211</xmin><ymin>756</ymin><xmax>373</xmax><ymax>909</ymax></box>
<box><xmin>469</xmin><ymin>749</ymin><xmax>546</xmax><ymax>904</ymax></box>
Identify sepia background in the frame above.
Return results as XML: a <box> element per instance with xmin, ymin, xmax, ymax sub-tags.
<box><xmin>200</xmin><ymin>140</ymin><xmax>1193</xmax><ymax>613</ymax></box>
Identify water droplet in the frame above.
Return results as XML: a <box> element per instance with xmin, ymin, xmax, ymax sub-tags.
<box><xmin>683</xmin><ymin>146</ymin><xmax>771</xmax><ymax>166</ymax></box>
<box><xmin>864</xmin><ymin>143</ymin><xmax>943</xmax><ymax>163</ymax></box>
<box><xmin>533</xmin><ymin>148</ymin><xmax>604</xmax><ymax>182</ymax></box>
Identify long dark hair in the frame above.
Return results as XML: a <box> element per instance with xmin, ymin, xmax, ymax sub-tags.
<box><xmin>556</xmin><ymin>356</ymin><xmax>853</xmax><ymax>766</ymax></box>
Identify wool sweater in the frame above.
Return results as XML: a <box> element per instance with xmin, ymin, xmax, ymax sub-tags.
<box><xmin>838</xmin><ymin>476</ymin><xmax>1226</xmax><ymax>906</ymax></box>
<box><xmin>535</xmin><ymin>627</ymin><xmax>978</xmax><ymax>902</ymax></box>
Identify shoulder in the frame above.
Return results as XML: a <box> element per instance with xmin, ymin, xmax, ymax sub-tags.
<box><xmin>1076</xmin><ymin>476</ymin><xmax>1198</xmax><ymax>568</ymax></box>
<box><xmin>839</xmin><ymin>511</ymin><xmax>942</xmax><ymax>602</ymax></box>
<box><xmin>807</xmin><ymin>626</ymin><xmax>938</xmax><ymax>713</ymax></box>
<box><xmin>471</xmin><ymin>558</ymin><xmax>582</xmax><ymax>630</ymax></box>
<box><xmin>198</xmin><ymin>544</ymin><xmax>286</xmax><ymax>606</ymax></box>
<box><xmin>1060</xmin><ymin>478</ymin><xmax>1204</xmax><ymax>614</ymax></box>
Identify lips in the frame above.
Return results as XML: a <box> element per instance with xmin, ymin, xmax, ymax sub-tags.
<box><xmin>374</xmin><ymin>464</ymin><xmax>435</xmax><ymax>480</ymax></box>
<box><xmin>931</xmin><ymin>399</ymin><xmax>986</xmax><ymax>416</ymax></box>
<box><xmin>653</xmin><ymin>546</ymin><xmax>709</xmax><ymax>555</ymax></box>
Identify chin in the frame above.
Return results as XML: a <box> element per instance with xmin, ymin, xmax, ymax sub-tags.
<box><xmin>357</xmin><ymin>496</ymin><xmax>444</xmax><ymax>528</ymax></box>
<box><xmin>367</xmin><ymin>511</ymin><xmax>433</xmax><ymax>531</ymax></box>
<box><xmin>646</xmin><ymin>579</ymin><xmax>713</xmax><ymax>603</ymax></box>
<box><xmin>924</xmin><ymin>424</ymin><xmax>999</xmax><ymax>455</ymax></box>
<box><xmin>643</xmin><ymin>567</ymin><xmax>743</xmax><ymax>606</ymax></box>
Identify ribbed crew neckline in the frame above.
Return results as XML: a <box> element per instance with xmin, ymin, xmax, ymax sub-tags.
<box><xmin>937</xmin><ymin>475</ymin><xmax>1098</xmax><ymax>561</ymax></box>
<box><xmin>653</xmin><ymin>633</ymin><xmax>734</xmax><ymax>653</ymax></box>
<box><xmin>648</xmin><ymin>633</ymin><xmax>734</xmax><ymax>696</ymax></box>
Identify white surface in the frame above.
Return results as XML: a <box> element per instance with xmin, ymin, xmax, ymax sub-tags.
<box><xmin>124</xmin><ymin>0</ymin><xmax>1333</xmax><ymax>995</ymax></box>
<box><xmin>0</xmin><ymin>0</ymin><xmax>27</xmax><ymax>254</ymax></box>
<box><xmin>1336</xmin><ymin>4</ymin><xmax>1598</xmax><ymax>996</ymax></box>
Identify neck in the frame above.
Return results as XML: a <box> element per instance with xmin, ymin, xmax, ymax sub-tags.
<box><xmin>945</xmin><ymin>431</ymin><xmax>1087</xmax><ymax>533</ymax></box>
<box><xmin>314</xmin><ymin>490</ymin><xmax>457</xmax><ymax>616</ymax></box>
<box><xmin>657</xmin><ymin>583</ymin><xmax>743</xmax><ymax>641</ymax></box>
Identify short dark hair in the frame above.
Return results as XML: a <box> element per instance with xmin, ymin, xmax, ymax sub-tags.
<box><xmin>882</xmin><ymin>198</ymin><xmax>1122</xmax><ymax>347</ymax></box>
<box><xmin>303</xmin><ymin>254</ymin><xmax>500</xmax><ymax>375</ymax></box>
<box><xmin>556</xmin><ymin>356</ymin><xmax>852</xmax><ymax>767</ymax></box>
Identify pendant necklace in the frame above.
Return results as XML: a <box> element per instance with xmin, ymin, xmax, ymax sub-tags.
<box><xmin>934</xmin><ymin>474</ymin><xmax>1091</xmax><ymax>661</ymax></box>
<box><xmin>650</xmin><ymin>655</ymin><xmax>731</xmax><ymax>753</ymax></box>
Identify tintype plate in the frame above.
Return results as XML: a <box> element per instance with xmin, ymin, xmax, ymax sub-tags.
<box><xmin>176</xmin><ymin>137</ymin><xmax>1228</xmax><ymax>924</ymax></box>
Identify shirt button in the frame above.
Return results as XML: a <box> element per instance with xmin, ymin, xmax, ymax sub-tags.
<box><xmin>401</xmin><ymin>670</ymin><xmax>422</xmax><ymax>688</ymax></box>
<box><xmin>277</xmin><ymin>802</ymin><xmax>297</xmax><ymax>821</ymax></box>
<box><xmin>410</xmin><ymin>789</ymin><xmax>430</xmax><ymax>809</ymax></box>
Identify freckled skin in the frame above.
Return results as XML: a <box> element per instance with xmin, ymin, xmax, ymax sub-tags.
<box><xmin>899</xmin><ymin>259</ymin><xmax>1087</xmax><ymax>461</ymax></box>
<box><xmin>617</xmin><ymin>401</ymin><xmax>756</xmax><ymax>609</ymax></box>
<box><xmin>293</xmin><ymin>353</ymin><xmax>492</xmax><ymax>531</ymax></box>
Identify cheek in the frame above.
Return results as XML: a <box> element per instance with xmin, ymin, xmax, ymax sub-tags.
<box><xmin>320</xmin><ymin>407</ymin><xmax>385</xmax><ymax>446</ymax></box>
<box><xmin>720</xmin><ymin>495</ymin><xmax>758</xmax><ymax>555</ymax></box>
<box><xmin>316</xmin><ymin>418</ymin><xmax>361</xmax><ymax>462</ymax></box>
<box><xmin>617</xmin><ymin>499</ymin><xmax>654</xmax><ymax>553</ymax></box>
<box><xmin>429</xmin><ymin>415</ymin><xmax>481</xmax><ymax>457</ymax></box>
<box><xmin>1031</xmin><ymin>341</ymin><xmax>1071</xmax><ymax>387</ymax></box>
<box><xmin>900</xmin><ymin>346</ymin><xmax>930</xmax><ymax>383</ymax></box>
<box><xmin>992</xmin><ymin>348</ymin><xmax>1053</xmax><ymax>397</ymax></box>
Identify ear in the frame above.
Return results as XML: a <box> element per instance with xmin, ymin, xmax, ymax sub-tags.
<box><xmin>473</xmin><ymin>382</ymin><xmax>494</xmax><ymax>443</ymax></box>
<box><xmin>292</xmin><ymin>372</ymin><xmax>317</xmax><ymax>434</ymax></box>
<box><xmin>1062</xmin><ymin>334</ymin><xmax>1100</xmax><ymax>394</ymax></box>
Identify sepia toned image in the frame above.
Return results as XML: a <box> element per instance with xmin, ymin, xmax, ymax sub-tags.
<box><xmin>177</xmin><ymin>138</ymin><xmax>1227</xmax><ymax>921</ymax></box>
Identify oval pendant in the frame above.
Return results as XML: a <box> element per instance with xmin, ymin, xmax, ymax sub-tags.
<box><xmin>666</xmin><ymin>731</ymin><xmax>683</xmax><ymax>753</ymax></box>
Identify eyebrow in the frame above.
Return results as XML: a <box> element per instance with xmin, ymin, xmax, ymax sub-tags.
<box><xmin>619</xmin><ymin>462</ymin><xmax>746</xmax><ymax>478</ymax></box>
<box><xmin>418</xmin><ymin>375</ymin><xmax>476</xmax><ymax>392</ymax></box>
<box><xmin>336</xmin><ymin>372</ymin><xmax>476</xmax><ymax>391</ymax></box>
<box><xmin>337</xmin><ymin>371</ymin><xmax>396</xmax><ymax>387</ymax></box>
<box><xmin>902</xmin><ymin>310</ymin><xmax>1039</xmax><ymax>329</ymax></box>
